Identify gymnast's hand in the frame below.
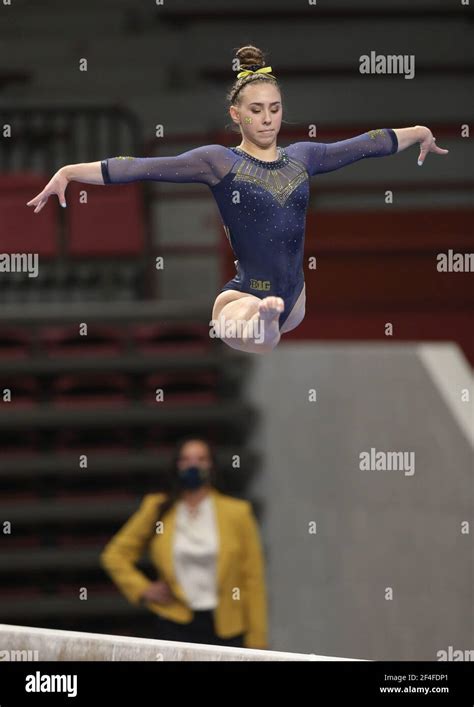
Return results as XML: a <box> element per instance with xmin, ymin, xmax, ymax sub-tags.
<box><xmin>416</xmin><ymin>126</ymin><xmax>449</xmax><ymax>166</ymax></box>
<box><xmin>26</xmin><ymin>167</ymin><xmax>69</xmax><ymax>213</ymax></box>
<box><xmin>140</xmin><ymin>580</ymin><xmax>174</xmax><ymax>605</ymax></box>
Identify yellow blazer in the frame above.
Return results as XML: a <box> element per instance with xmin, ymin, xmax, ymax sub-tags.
<box><xmin>100</xmin><ymin>487</ymin><xmax>268</xmax><ymax>649</ymax></box>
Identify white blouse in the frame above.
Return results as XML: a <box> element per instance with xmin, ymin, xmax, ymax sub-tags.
<box><xmin>173</xmin><ymin>494</ymin><xmax>219</xmax><ymax>610</ymax></box>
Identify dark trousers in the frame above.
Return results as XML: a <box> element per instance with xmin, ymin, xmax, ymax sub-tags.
<box><xmin>155</xmin><ymin>609</ymin><xmax>244</xmax><ymax>647</ymax></box>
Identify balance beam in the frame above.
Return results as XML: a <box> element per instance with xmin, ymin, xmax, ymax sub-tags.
<box><xmin>0</xmin><ymin>624</ymin><xmax>359</xmax><ymax>662</ymax></box>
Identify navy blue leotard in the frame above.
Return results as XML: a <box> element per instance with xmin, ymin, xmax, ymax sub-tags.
<box><xmin>101</xmin><ymin>128</ymin><xmax>398</xmax><ymax>327</ymax></box>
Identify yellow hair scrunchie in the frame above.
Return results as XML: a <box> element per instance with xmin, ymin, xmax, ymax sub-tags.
<box><xmin>236</xmin><ymin>65</ymin><xmax>275</xmax><ymax>80</ymax></box>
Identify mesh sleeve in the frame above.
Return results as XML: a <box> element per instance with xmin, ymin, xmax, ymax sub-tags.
<box><xmin>287</xmin><ymin>128</ymin><xmax>398</xmax><ymax>176</ymax></box>
<box><xmin>100</xmin><ymin>144</ymin><xmax>237</xmax><ymax>188</ymax></box>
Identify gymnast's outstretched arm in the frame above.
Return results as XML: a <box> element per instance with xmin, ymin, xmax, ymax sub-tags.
<box><xmin>288</xmin><ymin>125</ymin><xmax>448</xmax><ymax>176</ymax></box>
<box><xmin>26</xmin><ymin>144</ymin><xmax>236</xmax><ymax>213</ymax></box>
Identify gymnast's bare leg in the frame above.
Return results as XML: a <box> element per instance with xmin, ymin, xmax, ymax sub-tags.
<box><xmin>211</xmin><ymin>284</ymin><xmax>306</xmax><ymax>354</ymax></box>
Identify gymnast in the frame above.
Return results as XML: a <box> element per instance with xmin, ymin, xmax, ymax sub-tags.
<box><xmin>27</xmin><ymin>45</ymin><xmax>448</xmax><ymax>354</ymax></box>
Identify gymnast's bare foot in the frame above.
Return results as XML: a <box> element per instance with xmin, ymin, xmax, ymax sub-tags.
<box><xmin>258</xmin><ymin>296</ymin><xmax>284</xmax><ymax>323</ymax></box>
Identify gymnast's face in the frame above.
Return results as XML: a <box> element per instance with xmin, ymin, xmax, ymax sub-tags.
<box><xmin>231</xmin><ymin>82</ymin><xmax>282</xmax><ymax>146</ymax></box>
<box><xmin>176</xmin><ymin>440</ymin><xmax>213</xmax><ymax>475</ymax></box>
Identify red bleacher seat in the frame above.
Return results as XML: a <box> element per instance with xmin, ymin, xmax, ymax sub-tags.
<box><xmin>0</xmin><ymin>491</ymin><xmax>40</xmax><ymax>502</ymax></box>
<box><xmin>0</xmin><ymin>587</ymin><xmax>42</xmax><ymax>598</ymax></box>
<box><xmin>0</xmin><ymin>173</ymin><xmax>59</xmax><ymax>256</ymax></box>
<box><xmin>0</xmin><ymin>376</ymin><xmax>40</xmax><ymax>407</ymax></box>
<box><xmin>57</xmin><ymin>534</ymin><xmax>113</xmax><ymax>547</ymax></box>
<box><xmin>0</xmin><ymin>431</ymin><xmax>39</xmax><ymax>456</ymax></box>
<box><xmin>39</xmin><ymin>324</ymin><xmax>125</xmax><ymax>357</ymax></box>
<box><xmin>51</xmin><ymin>373</ymin><xmax>129</xmax><ymax>407</ymax></box>
<box><xmin>56</xmin><ymin>582</ymin><xmax>113</xmax><ymax>595</ymax></box>
<box><xmin>55</xmin><ymin>429</ymin><xmax>133</xmax><ymax>451</ymax></box>
<box><xmin>142</xmin><ymin>371</ymin><xmax>217</xmax><ymax>405</ymax></box>
<box><xmin>56</xmin><ymin>490</ymin><xmax>133</xmax><ymax>501</ymax></box>
<box><xmin>0</xmin><ymin>536</ymin><xmax>41</xmax><ymax>549</ymax></box>
<box><xmin>66</xmin><ymin>182</ymin><xmax>145</xmax><ymax>256</ymax></box>
<box><xmin>0</xmin><ymin>327</ymin><xmax>32</xmax><ymax>359</ymax></box>
<box><xmin>145</xmin><ymin>427</ymin><xmax>222</xmax><ymax>448</ymax></box>
<box><xmin>131</xmin><ymin>323</ymin><xmax>211</xmax><ymax>353</ymax></box>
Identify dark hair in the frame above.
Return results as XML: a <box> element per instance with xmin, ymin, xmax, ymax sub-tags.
<box><xmin>227</xmin><ymin>44</ymin><xmax>280</xmax><ymax>108</ymax></box>
<box><xmin>155</xmin><ymin>437</ymin><xmax>218</xmax><ymax>523</ymax></box>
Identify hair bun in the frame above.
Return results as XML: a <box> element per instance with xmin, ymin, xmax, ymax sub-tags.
<box><xmin>234</xmin><ymin>45</ymin><xmax>265</xmax><ymax>72</ymax></box>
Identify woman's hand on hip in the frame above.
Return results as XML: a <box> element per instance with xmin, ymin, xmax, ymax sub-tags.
<box><xmin>140</xmin><ymin>580</ymin><xmax>174</xmax><ymax>605</ymax></box>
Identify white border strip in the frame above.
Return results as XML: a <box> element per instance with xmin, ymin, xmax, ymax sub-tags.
<box><xmin>417</xmin><ymin>343</ymin><xmax>474</xmax><ymax>448</ymax></box>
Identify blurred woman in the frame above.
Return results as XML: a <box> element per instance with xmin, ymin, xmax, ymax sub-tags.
<box><xmin>100</xmin><ymin>437</ymin><xmax>267</xmax><ymax>649</ymax></box>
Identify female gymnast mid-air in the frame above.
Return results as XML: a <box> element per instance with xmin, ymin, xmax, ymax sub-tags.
<box><xmin>27</xmin><ymin>45</ymin><xmax>448</xmax><ymax>355</ymax></box>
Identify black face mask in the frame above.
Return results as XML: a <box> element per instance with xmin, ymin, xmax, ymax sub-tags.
<box><xmin>177</xmin><ymin>466</ymin><xmax>210</xmax><ymax>490</ymax></box>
